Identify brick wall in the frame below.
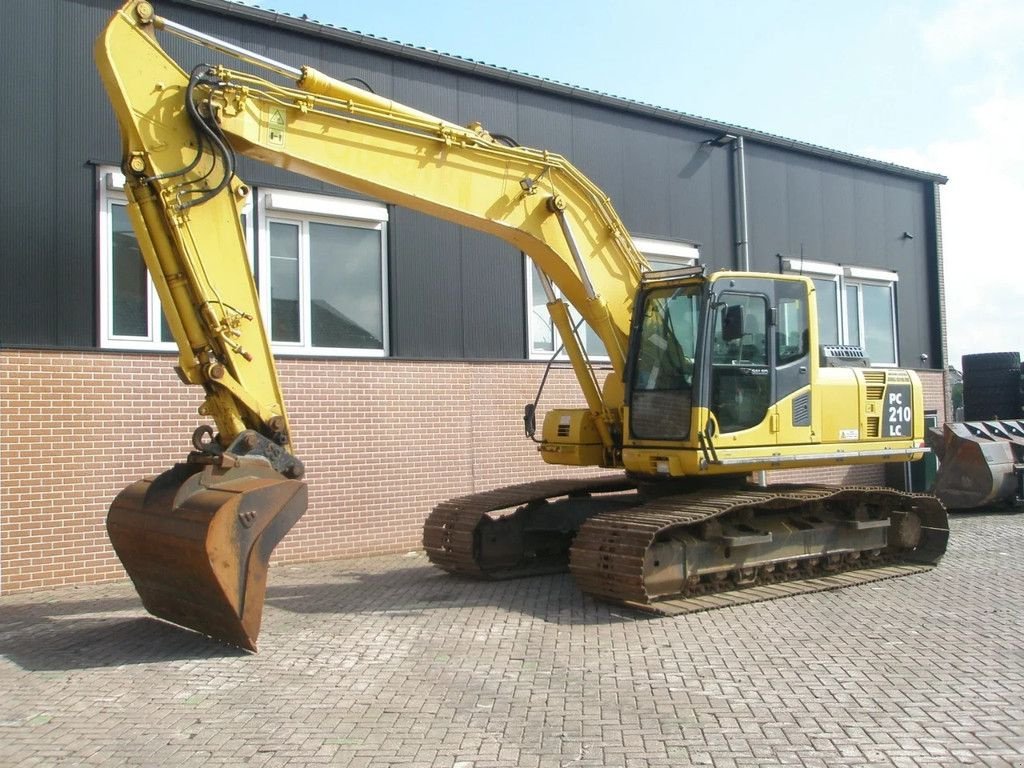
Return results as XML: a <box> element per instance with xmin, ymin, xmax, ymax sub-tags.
<box><xmin>0</xmin><ymin>350</ymin><xmax>599</xmax><ymax>593</ymax></box>
<box><xmin>0</xmin><ymin>350</ymin><xmax>947</xmax><ymax>594</ymax></box>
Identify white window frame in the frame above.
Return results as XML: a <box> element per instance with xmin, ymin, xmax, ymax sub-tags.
<box><xmin>98</xmin><ymin>166</ymin><xmax>254</xmax><ymax>351</ymax></box>
<box><xmin>257</xmin><ymin>189</ymin><xmax>389</xmax><ymax>358</ymax></box>
<box><xmin>782</xmin><ymin>257</ymin><xmax>899</xmax><ymax>366</ymax></box>
<box><xmin>526</xmin><ymin>237</ymin><xmax>699</xmax><ymax>361</ymax></box>
<box><xmin>99</xmin><ymin>168</ymin><xmax>175</xmax><ymax>349</ymax></box>
<box><xmin>633</xmin><ymin>237</ymin><xmax>700</xmax><ymax>271</ymax></box>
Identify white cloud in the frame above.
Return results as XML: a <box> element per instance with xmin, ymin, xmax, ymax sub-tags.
<box><xmin>921</xmin><ymin>0</ymin><xmax>1024</xmax><ymax>68</ymax></box>
<box><xmin>863</xmin><ymin>1</ymin><xmax>1024</xmax><ymax>370</ymax></box>
<box><xmin>867</xmin><ymin>94</ymin><xmax>1024</xmax><ymax>369</ymax></box>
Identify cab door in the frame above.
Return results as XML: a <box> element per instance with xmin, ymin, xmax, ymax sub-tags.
<box><xmin>705</xmin><ymin>277</ymin><xmax>775</xmax><ymax>445</ymax></box>
<box><xmin>772</xmin><ymin>279</ymin><xmax>814</xmax><ymax>446</ymax></box>
<box><xmin>704</xmin><ymin>276</ymin><xmax>813</xmax><ymax>448</ymax></box>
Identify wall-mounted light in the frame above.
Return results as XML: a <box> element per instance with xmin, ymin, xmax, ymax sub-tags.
<box><xmin>901</xmin><ymin>231</ymin><xmax>914</xmax><ymax>240</ymax></box>
<box><xmin>702</xmin><ymin>132</ymin><xmax>738</xmax><ymax>147</ymax></box>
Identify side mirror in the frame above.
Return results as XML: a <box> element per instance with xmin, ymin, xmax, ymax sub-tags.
<box><xmin>722</xmin><ymin>304</ymin><xmax>744</xmax><ymax>342</ymax></box>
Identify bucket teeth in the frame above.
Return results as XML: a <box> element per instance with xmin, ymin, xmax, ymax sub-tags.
<box><xmin>107</xmin><ymin>463</ymin><xmax>307</xmax><ymax>651</ymax></box>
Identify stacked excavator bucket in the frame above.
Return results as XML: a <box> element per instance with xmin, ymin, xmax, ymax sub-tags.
<box><xmin>927</xmin><ymin>420</ymin><xmax>1024</xmax><ymax>510</ymax></box>
<box><xmin>107</xmin><ymin>464</ymin><xmax>307</xmax><ymax>650</ymax></box>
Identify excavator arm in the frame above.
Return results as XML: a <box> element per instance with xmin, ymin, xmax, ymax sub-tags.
<box><xmin>95</xmin><ymin>0</ymin><xmax>648</xmax><ymax>648</ymax></box>
<box><xmin>97</xmin><ymin>2</ymin><xmax>650</xmax><ymax>444</ymax></box>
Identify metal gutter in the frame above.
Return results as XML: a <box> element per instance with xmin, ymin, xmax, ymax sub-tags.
<box><xmin>170</xmin><ymin>0</ymin><xmax>948</xmax><ymax>185</ymax></box>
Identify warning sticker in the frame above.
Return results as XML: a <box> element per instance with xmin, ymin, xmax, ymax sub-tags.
<box><xmin>267</xmin><ymin>108</ymin><xmax>286</xmax><ymax>146</ymax></box>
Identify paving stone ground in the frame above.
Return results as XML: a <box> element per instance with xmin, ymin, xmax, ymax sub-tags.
<box><xmin>1</xmin><ymin>511</ymin><xmax>1022</xmax><ymax>768</ymax></box>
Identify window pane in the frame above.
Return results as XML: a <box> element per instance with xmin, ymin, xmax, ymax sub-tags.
<box><xmin>160</xmin><ymin>313</ymin><xmax>173</xmax><ymax>344</ymax></box>
<box><xmin>110</xmin><ymin>204</ymin><xmax>149</xmax><ymax>337</ymax></box>
<box><xmin>634</xmin><ymin>285</ymin><xmax>700</xmax><ymax>391</ymax></box>
<box><xmin>777</xmin><ymin>286</ymin><xmax>809</xmax><ymax>364</ymax></box>
<box><xmin>647</xmin><ymin>257</ymin><xmax>684</xmax><ymax>271</ymax></box>
<box><xmin>845</xmin><ymin>284</ymin><xmax>861</xmax><ymax>347</ymax></box>
<box><xmin>309</xmin><ymin>222</ymin><xmax>383</xmax><ymax>350</ymax></box>
<box><xmin>584</xmin><ymin>323</ymin><xmax>608</xmax><ymax>358</ymax></box>
<box><xmin>812</xmin><ymin>278</ymin><xmax>839</xmax><ymax>346</ymax></box>
<box><xmin>862</xmin><ymin>283</ymin><xmax>896</xmax><ymax>364</ymax></box>
<box><xmin>531</xmin><ymin>266</ymin><xmax>554</xmax><ymax>353</ymax></box>
<box><xmin>710</xmin><ymin>293</ymin><xmax>770</xmax><ymax>432</ymax></box>
<box><xmin>568</xmin><ymin>304</ymin><xmax>607</xmax><ymax>359</ymax></box>
<box><xmin>270</xmin><ymin>222</ymin><xmax>301</xmax><ymax>343</ymax></box>
<box><xmin>630</xmin><ymin>284</ymin><xmax>700</xmax><ymax>440</ymax></box>
<box><xmin>712</xmin><ymin>294</ymin><xmax>768</xmax><ymax>365</ymax></box>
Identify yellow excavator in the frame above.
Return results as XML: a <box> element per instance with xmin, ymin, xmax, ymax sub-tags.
<box><xmin>95</xmin><ymin>1</ymin><xmax>948</xmax><ymax>650</ymax></box>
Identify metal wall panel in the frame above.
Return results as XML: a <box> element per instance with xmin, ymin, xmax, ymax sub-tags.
<box><xmin>458</xmin><ymin>230</ymin><xmax>525</xmax><ymax>359</ymax></box>
<box><xmin>744</xmin><ymin>143</ymin><xmax>935</xmax><ymax>366</ymax></box>
<box><xmin>744</xmin><ymin>145</ymin><xmax>790</xmax><ymax>271</ymax></box>
<box><xmin>388</xmin><ymin>208</ymin><xmax>464</xmax><ymax>358</ymax></box>
<box><xmin>456</xmin><ymin>75</ymin><xmax>518</xmax><ymax>139</ymax></box>
<box><xmin>785</xmin><ymin>155</ymin><xmax>826</xmax><ymax>265</ymax></box>
<box><xmin>0</xmin><ymin>0</ymin><xmax>941</xmax><ymax>369</ymax></box>
<box><xmin>56</xmin><ymin>0</ymin><xmax>114</xmax><ymax>347</ymax></box>
<box><xmin>516</xmin><ymin>90</ymin><xmax>574</xmax><ymax>157</ymax></box>
<box><xmin>621</xmin><ymin>115</ymin><xmax>672</xmax><ymax>237</ymax></box>
<box><xmin>2</xmin><ymin>1</ymin><xmax>59</xmax><ymax>346</ymax></box>
<box><xmin>667</xmin><ymin>127</ymin><xmax>732</xmax><ymax>266</ymax></box>
<box><xmin>819</xmin><ymin>168</ymin><xmax>857</xmax><ymax>265</ymax></box>
<box><xmin>569</xmin><ymin>103</ymin><xmax>626</xmax><ymax>211</ymax></box>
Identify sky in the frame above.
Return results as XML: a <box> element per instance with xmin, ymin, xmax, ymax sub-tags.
<box><xmin>236</xmin><ymin>0</ymin><xmax>1023</xmax><ymax>369</ymax></box>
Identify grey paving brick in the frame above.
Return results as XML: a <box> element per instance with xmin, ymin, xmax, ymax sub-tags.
<box><xmin>0</xmin><ymin>513</ymin><xmax>1022</xmax><ymax>767</ymax></box>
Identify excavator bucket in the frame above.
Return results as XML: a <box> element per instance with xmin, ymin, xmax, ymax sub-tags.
<box><xmin>107</xmin><ymin>462</ymin><xmax>307</xmax><ymax>651</ymax></box>
<box><xmin>927</xmin><ymin>420</ymin><xmax>1024</xmax><ymax>510</ymax></box>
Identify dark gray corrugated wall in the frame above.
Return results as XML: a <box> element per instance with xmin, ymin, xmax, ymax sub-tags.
<box><xmin>0</xmin><ymin>0</ymin><xmax>941</xmax><ymax>369</ymax></box>
<box><xmin>743</xmin><ymin>144</ymin><xmax>938</xmax><ymax>365</ymax></box>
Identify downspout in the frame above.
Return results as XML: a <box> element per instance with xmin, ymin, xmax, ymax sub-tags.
<box><xmin>732</xmin><ymin>136</ymin><xmax>756</xmax><ymax>484</ymax></box>
<box><xmin>733</xmin><ymin>136</ymin><xmax>750</xmax><ymax>271</ymax></box>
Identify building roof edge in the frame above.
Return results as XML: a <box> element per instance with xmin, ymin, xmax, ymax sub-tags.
<box><xmin>172</xmin><ymin>0</ymin><xmax>948</xmax><ymax>184</ymax></box>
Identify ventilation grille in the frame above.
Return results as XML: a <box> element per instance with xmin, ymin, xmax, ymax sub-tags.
<box><xmin>866</xmin><ymin>417</ymin><xmax>881</xmax><ymax>438</ymax></box>
<box><xmin>821</xmin><ymin>344</ymin><xmax>869</xmax><ymax>367</ymax></box>
<box><xmin>792</xmin><ymin>392</ymin><xmax>811</xmax><ymax>427</ymax></box>
<box><xmin>863</xmin><ymin>371</ymin><xmax>886</xmax><ymax>400</ymax></box>
<box><xmin>557</xmin><ymin>423</ymin><xmax>571</xmax><ymax>438</ymax></box>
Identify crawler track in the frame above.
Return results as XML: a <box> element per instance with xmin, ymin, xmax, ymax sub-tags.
<box><xmin>423</xmin><ymin>476</ymin><xmax>636</xmax><ymax>578</ymax></box>
<box><xmin>570</xmin><ymin>485</ymin><xmax>948</xmax><ymax>613</ymax></box>
<box><xmin>423</xmin><ymin>480</ymin><xmax>949</xmax><ymax>613</ymax></box>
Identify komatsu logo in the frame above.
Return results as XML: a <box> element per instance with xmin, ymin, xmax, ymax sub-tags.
<box><xmin>884</xmin><ymin>384</ymin><xmax>913</xmax><ymax>437</ymax></box>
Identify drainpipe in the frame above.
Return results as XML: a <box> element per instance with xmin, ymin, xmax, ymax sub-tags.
<box><xmin>733</xmin><ymin>136</ymin><xmax>750</xmax><ymax>272</ymax></box>
<box><xmin>703</xmin><ymin>132</ymin><xmax>751</xmax><ymax>271</ymax></box>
